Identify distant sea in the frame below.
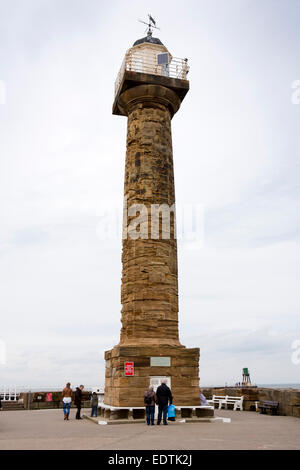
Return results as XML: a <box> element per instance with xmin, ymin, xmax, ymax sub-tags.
<box><xmin>257</xmin><ymin>384</ymin><xmax>300</xmax><ymax>389</ymax></box>
<box><xmin>3</xmin><ymin>383</ymin><xmax>300</xmax><ymax>392</ymax></box>
<box><xmin>204</xmin><ymin>384</ymin><xmax>300</xmax><ymax>389</ymax></box>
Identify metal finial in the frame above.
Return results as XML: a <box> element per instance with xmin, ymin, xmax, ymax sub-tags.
<box><xmin>138</xmin><ymin>14</ymin><xmax>160</xmax><ymax>36</ymax></box>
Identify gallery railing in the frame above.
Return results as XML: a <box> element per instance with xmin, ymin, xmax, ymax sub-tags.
<box><xmin>114</xmin><ymin>54</ymin><xmax>190</xmax><ymax>97</ymax></box>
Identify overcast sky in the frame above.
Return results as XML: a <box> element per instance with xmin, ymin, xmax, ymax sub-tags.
<box><xmin>0</xmin><ymin>0</ymin><xmax>300</xmax><ymax>389</ymax></box>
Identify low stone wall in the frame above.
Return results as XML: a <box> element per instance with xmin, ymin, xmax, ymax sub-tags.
<box><xmin>19</xmin><ymin>392</ymin><xmax>92</xmax><ymax>410</ymax></box>
<box><xmin>202</xmin><ymin>387</ymin><xmax>300</xmax><ymax>418</ymax></box>
<box><xmin>26</xmin><ymin>400</ymin><xmax>92</xmax><ymax>410</ymax></box>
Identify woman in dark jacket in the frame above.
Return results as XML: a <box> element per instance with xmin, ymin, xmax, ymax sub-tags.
<box><xmin>74</xmin><ymin>385</ymin><xmax>84</xmax><ymax>420</ymax></box>
<box><xmin>144</xmin><ymin>386</ymin><xmax>156</xmax><ymax>426</ymax></box>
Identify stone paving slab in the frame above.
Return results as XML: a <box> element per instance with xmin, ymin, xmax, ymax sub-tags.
<box><xmin>0</xmin><ymin>408</ymin><xmax>299</xmax><ymax>450</ymax></box>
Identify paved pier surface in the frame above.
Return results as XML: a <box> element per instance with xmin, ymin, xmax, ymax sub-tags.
<box><xmin>0</xmin><ymin>408</ymin><xmax>299</xmax><ymax>450</ymax></box>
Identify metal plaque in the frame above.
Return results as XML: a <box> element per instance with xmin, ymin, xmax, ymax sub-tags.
<box><xmin>150</xmin><ymin>357</ymin><xmax>171</xmax><ymax>367</ymax></box>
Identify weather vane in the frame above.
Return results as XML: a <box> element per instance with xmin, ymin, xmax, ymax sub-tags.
<box><xmin>138</xmin><ymin>14</ymin><xmax>160</xmax><ymax>37</ymax></box>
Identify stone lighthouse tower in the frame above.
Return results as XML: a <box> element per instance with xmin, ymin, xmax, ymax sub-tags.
<box><xmin>104</xmin><ymin>23</ymin><xmax>201</xmax><ymax>411</ymax></box>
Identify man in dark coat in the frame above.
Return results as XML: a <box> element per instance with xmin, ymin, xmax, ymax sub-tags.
<box><xmin>74</xmin><ymin>385</ymin><xmax>84</xmax><ymax>420</ymax></box>
<box><xmin>156</xmin><ymin>379</ymin><xmax>172</xmax><ymax>425</ymax></box>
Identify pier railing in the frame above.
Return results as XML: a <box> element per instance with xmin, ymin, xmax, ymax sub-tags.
<box><xmin>0</xmin><ymin>385</ymin><xmax>105</xmax><ymax>402</ymax></box>
<box><xmin>0</xmin><ymin>387</ymin><xmax>19</xmax><ymax>401</ymax></box>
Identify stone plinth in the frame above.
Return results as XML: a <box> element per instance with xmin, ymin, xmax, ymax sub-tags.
<box><xmin>104</xmin><ymin>344</ymin><xmax>200</xmax><ymax>407</ymax></box>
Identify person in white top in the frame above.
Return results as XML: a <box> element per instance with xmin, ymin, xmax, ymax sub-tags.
<box><xmin>62</xmin><ymin>382</ymin><xmax>72</xmax><ymax>420</ymax></box>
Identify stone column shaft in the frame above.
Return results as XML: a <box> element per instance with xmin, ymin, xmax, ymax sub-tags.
<box><xmin>119</xmin><ymin>85</ymin><xmax>181</xmax><ymax>346</ymax></box>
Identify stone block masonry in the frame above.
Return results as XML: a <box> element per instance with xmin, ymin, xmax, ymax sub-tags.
<box><xmin>104</xmin><ymin>345</ymin><xmax>200</xmax><ymax>407</ymax></box>
<box><xmin>120</xmin><ymin>91</ymin><xmax>179</xmax><ymax>345</ymax></box>
<box><xmin>104</xmin><ymin>37</ymin><xmax>200</xmax><ymax>408</ymax></box>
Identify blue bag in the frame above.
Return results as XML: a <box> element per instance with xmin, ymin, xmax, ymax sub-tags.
<box><xmin>168</xmin><ymin>404</ymin><xmax>175</xmax><ymax>418</ymax></box>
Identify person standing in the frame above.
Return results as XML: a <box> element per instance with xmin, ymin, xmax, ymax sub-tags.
<box><xmin>156</xmin><ymin>379</ymin><xmax>172</xmax><ymax>425</ymax></box>
<box><xmin>62</xmin><ymin>382</ymin><xmax>72</xmax><ymax>420</ymax></box>
<box><xmin>182</xmin><ymin>58</ymin><xmax>190</xmax><ymax>79</ymax></box>
<box><xmin>144</xmin><ymin>386</ymin><xmax>156</xmax><ymax>426</ymax></box>
<box><xmin>90</xmin><ymin>392</ymin><xmax>98</xmax><ymax>418</ymax></box>
<box><xmin>200</xmin><ymin>389</ymin><xmax>208</xmax><ymax>406</ymax></box>
<box><xmin>75</xmin><ymin>385</ymin><xmax>84</xmax><ymax>420</ymax></box>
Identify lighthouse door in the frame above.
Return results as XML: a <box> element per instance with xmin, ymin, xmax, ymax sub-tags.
<box><xmin>150</xmin><ymin>376</ymin><xmax>171</xmax><ymax>391</ymax></box>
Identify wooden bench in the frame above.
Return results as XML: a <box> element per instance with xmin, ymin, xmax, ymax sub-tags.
<box><xmin>258</xmin><ymin>401</ymin><xmax>279</xmax><ymax>415</ymax></box>
<box><xmin>223</xmin><ymin>395</ymin><xmax>243</xmax><ymax>411</ymax></box>
<box><xmin>207</xmin><ymin>395</ymin><xmax>243</xmax><ymax>410</ymax></box>
<box><xmin>207</xmin><ymin>395</ymin><xmax>227</xmax><ymax>410</ymax></box>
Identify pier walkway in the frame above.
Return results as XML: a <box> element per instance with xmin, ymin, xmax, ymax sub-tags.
<box><xmin>0</xmin><ymin>408</ymin><xmax>299</xmax><ymax>450</ymax></box>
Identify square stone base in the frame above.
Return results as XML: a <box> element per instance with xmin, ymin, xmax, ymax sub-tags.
<box><xmin>104</xmin><ymin>343</ymin><xmax>200</xmax><ymax>407</ymax></box>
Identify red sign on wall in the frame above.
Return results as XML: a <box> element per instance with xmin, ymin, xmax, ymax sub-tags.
<box><xmin>46</xmin><ymin>393</ymin><xmax>52</xmax><ymax>402</ymax></box>
<box><xmin>124</xmin><ymin>362</ymin><xmax>134</xmax><ymax>376</ymax></box>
